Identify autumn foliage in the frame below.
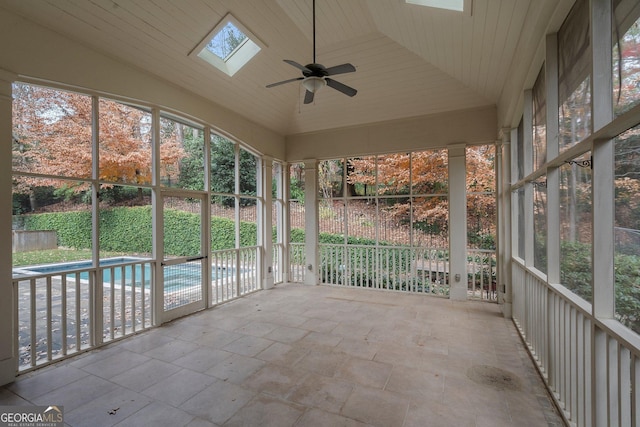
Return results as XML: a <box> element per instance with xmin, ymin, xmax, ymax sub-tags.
<box><xmin>12</xmin><ymin>84</ymin><xmax>185</xmax><ymax>194</ymax></box>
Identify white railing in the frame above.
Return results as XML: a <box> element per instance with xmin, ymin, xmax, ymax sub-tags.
<box><xmin>12</xmin><ymin>258</ymin><xmax>153</xmax><ymax>372</ymax></box>
<box><xmin>210</xmin><ymin>246</ymin><xmax>260</xmax><ymax>305</ymax></box>
<box><xmin>273</xmin><ymin>243</ymin><xmax>284</xmax><ymax>284</ymax></box>
<box><xmin>513</xmin><ymin>262</ymin><xmax>640</xmax><ymax>426</ymax></box>
<box><xmin>467</xmin><ymin>249</ymin><xmax>497</xmax><ymax>301</ymax></box>
<box><xmin>318</xmin><ymin>244</ymin><xmax>450</xmax><ymax>295</ymax></box>
<box><xmin>289</xmin><ymin>242</ymin><xmax>306</xmax><ymax>283</ymax></box>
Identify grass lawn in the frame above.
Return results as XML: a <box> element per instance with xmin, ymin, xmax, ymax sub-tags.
<box><xmin>12</xmin><ymin>248</ymin><xmax>138</xmax><ymax>267</ymax></box>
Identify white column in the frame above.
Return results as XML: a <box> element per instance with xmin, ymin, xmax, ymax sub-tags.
<box><xmin>448</xmin><ymin>144</ymin><xmax>467</xmax><ymax>301</ymax></box>
<box><xmin>282</xmin><ymin>163</ymin><xmax>291</xmax><ymax>283</ymax></box>
<box><xmin>591</xmin><ymin>0</ymin><xmax>614</xmax><ymax>320</ymax></box>
<box><xmin>522</xmin><ymin>90</ymin><xmax>535</xmax><ymax>269</ymax></box>
<box><xmin>545</xmin><ymin>31</ymin><xmax>561</xmax><ymax>394</ymax></box>
<box><xmin>151</xmin><ymin>108</ymin><xmax>163</xmax><ymax>326</ymax></box>
<box><xmin>546</xmin><ymin>33</ymin><xmax>561</xmax><ymax>285</ymax></box>
<box><xmin>261</xmin><ymin>157</ymin><xmax>274</xmax><ymax>290</ymax></box>
<box><xmin>497</xmin><ymin>131</ymin><xmax>512</xmax><ymax>318</ymax></box>
<box><xmin>591</xmin><ymin>1</ymin><xmax>614</xmax><ymax>423</ymax></box>
<box><xmin>0</xmin><ymin>69</ymin><xmax>17</xmax><ymax>385</ymax></box>
<box><xmin>303</xmin><ymin>160</ymin><xmax>319</xmax><ymax>285</ymax></box>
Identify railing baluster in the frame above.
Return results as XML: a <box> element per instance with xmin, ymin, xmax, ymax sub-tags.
<box><xmin>131</xmin><ymin>264</ymin><xmax>137</xmax><ymax>332</ymax></box>
<box><xmin>29</xmin><ymin>279</ymin><xmax>36</xmax><ymax>367</ymax></box>
<box><xmin>61</xmin><ymin>275</ymin><xmax>67</xmax><ymax>356</ymax></box>
<box><xmin>120</xmin><ymin>265</ymin><xmax>126</xmax><ymax>336</ymax></box>
<box><xmin>46</xmin><ymin>276</ymin><xmax>52</xmax><ymax>362</ymax></box>
<box><xmin>109</xmin><ymin>268</ymin><xmax>115</xmax><ymax>340</ymax></box>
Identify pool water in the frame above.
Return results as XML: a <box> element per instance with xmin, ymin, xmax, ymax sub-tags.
<box><xmin>15</xmin><ymin>257</ymin><xmax>235</xmax><ymax>292</ymax></box>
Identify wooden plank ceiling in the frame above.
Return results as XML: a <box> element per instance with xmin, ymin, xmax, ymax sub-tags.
<box><xmin>1</xmin><ymin>0</ymin><xmax>542</xmax><ymax>137</ymax></box>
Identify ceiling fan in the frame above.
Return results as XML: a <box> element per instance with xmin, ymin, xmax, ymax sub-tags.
<box><xmin>266</xmin><ymin>0</ymin><xmax>357</xmax><ymax>104</ymax></box>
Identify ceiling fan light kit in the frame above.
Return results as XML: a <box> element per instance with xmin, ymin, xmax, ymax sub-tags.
<box><xmin>266</xmin><ymin>0</ymin><xmax>357</xmax><ymax>104</ymax></box>
<box><xmin>302</xmin><ymin>76</ymin><xmax>326</xmax><ymax>93</ymax></box>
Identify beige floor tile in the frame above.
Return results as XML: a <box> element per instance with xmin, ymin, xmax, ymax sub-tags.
<box><xmin>298</xmin><ymin>318</ymin><xmax>339</xmax><ymax>333</ymax></box>
<box><xmin>242</xmin><ymin>364</ymin><xmax>307</xmax><ymax>398</ymax></box>
<box><xmin>7</xmin><ymin>365</ymin><xmax>88</xmax><ymax>401</ymax></box>
<box><xmin>384</xmin><ymin>364</ymin><xmax>445</xmax><ymax>401</ymax></box>
<box><xmin>222</xmin><ymin>335</ymin><xmax>274</xmax><ymax>357</ymax></box>
<box><xmin>172</xmin><ymin>347</ymin><xmax>233</xmax><ymax>372</ymax></box>
<box><xmin>264</xmin><ymin>325</ymin><xmax>309</xmax><ymax>343</ymax></box>
<box><xmin>336</xmin><ymin>358</ymin><xmax>393</xmax><ymax>389</ymax></box>
<box><xmin>234</xmin><ymin>320</ymin><xmax>279</xmax><ymax>337</ymax></box>
<box><xmin>64</xmin><ymin>387</ymin><xmax>152</xmax><ymax>427</ymax></box>
<box><xmin>141</xmin><ymin>368</ymin><xmax>216</xmax><ymax>407</ymax></box>
<box><xmin>295</xmin><ymin>348</ymin><xmax>349</xmax><ymax>377</ymax></box>
<box><xmin>110</xmin><ymin>358</ymin><xmax>182</xmax><ymax>392</ymax></box>
<box><xmin>179</xmin><ymin>380</ymin><xmax>255</xmax><ymax>424</ymax></box>
<box><xmin>287</xmin><ymin>373</ymin><xmax>354</xmax><ymax>414</ymax></box>
<box><xmin>114</xmin><ymin>401</ymin><xmax>194</xmax><ymax>427</ymax></box>
<box><xmin>294</xmin><ymin>408</ymin><xmax>371</xmax><ymax>427</ymax></box>
<box><xmin>340</xmin><ymin>385</ymin><xmax>409</xmax><ymax>427</ymax></box>
<box><xmin>256</xmin><ymin>342</ymin><xmax>310</xmax><ymax>366</ymax></box>
<box><xmin>205</xmin><ymin>354</ymin><xmax>266</xmax><ymax>384</ymax></box>
<box><xmin>223</xmin><ymin>394</ymin><xmax>304</xmax><ymax>427</ymax></box>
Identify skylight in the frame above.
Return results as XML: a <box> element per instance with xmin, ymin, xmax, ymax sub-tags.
<box><xmin>205</xmin><ymin>22</ymin><xmax>248</xmax><ymax>61</ymax></box>
<box><xmin>190</xmin><ymin>14</ymin><xmax>263</xmax><ymax>77</ymax></box>
<box><xmin>406</xmin><ymin>0</ymin><xmax>464</xmax><ymax>12</ymax></box>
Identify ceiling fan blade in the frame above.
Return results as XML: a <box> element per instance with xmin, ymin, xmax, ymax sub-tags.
<box><xmin>304</xmin><ymin>90</ymin><xmax>315</xmax><ymax>104</ymax></box>
<box><xmin>266</xmin><ymin>77</ymin><xmax>304</xmax><ymax>88</ymax></box>
<box><xmin>325</xmin><ymin>78</ymin><xmax>357</xmax><ymax>97</ymax></box>
<box><xmin>284</xmin><ymin>59</ymin><xmax>311</xmax><ymax>73</ymax></box>
<box><xmin>325</xmin><ymin>63</ymin><xmax>356</xmax><ymax>76</ymax></box>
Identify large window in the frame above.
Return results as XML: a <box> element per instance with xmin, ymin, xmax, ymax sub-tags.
<box><xmin>614</xmin><ymin>0</ymin><xmax>640</xmax><ymax>115</ymax></box>
<box><xmin>160</xmin><ymin>117</ymin><xmax>201</xmax><ymax>190</ymax></box>
<box><xmin>466</xmin><ymin>145</ymin><xmax>496</xmax><ymax>251</ymax></box>
<box><xmin>614</xmin><ymin>126</ymin><xmax>640</xmax><ymax>333</ymax></box>
<box><xmin>317</xmin><ymin>150</ymin><xmax>450</xmax><ymax>292</ymax></box>
<box><xmin>559</xmin><ymin>154</ymin><xmax>593</xmax><ymax>302</ymax></box>
<box><xmin>533</xmin><ymin>178</ymin><xmax>547</xmax><ymax>274</ymax></box>
<box><xmin>533</xmin><ymin>67</ymin><xmax>547</xmax><ymax>171</ymax></box>
<box><xmin>558</xmin><ymin>0</ymin><xmax>592</xmax><ymax>151</ymax></box>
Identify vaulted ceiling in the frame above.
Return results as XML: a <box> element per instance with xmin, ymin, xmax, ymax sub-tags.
<box><xmin>0</xmin><ymin>0</ymin><xmax>562</xmax><ymax>137</ymax></box>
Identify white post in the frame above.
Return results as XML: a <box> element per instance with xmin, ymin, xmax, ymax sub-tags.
<box><xmin>261</xmin><ymin>157</ymin><xmax>274</xmax><ymax>290</ymax></box>
<box><xmin>448</xmin><ymin>143</ymin><xmax>467</xmax><ymax>301</ymax></box>
<box><xmin>0</xmin><ymin>69</ymin><xmax>17</xmax><ymax>386</ymax></box>
<box><xmin>282</xmin><ymin>163</ymin><xmax>291</xmax><ymax>283</ymax></box>
<box><xmin>151</xmin><ymin>108</ymin><xmax>163</xmax><ymax>326</ymax></box>
<box><xmin>303</xmin><ymin>160</ymin><xmax>319</xmax><ymax>285</ymax></box>
<box><xmin>591</xmin><ymin>2</ymin><xmax>615</xmax><ymax>423</ymax></box>
<box><xmin>522</xmin><ymin>90</ymin><xmax>534</xmax><ymax>270</ymax></box>
<box><xmin>591</xmin><ymin>0</ymin><xmax>614</xmax><ymax>320</ymax></box>
<box><xmin>545</xmin><ymin>31</ymin><xmax>560</xmax><ymax>394</ymax></box>
<box><xmin>497</xmin><ymin>131</ymin><xmax>512</xmax><ymax>318</ymax></box>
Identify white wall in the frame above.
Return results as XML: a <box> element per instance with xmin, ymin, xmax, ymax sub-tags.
<box><xmin>285</xmin><ymin>106</ymin><xmax>497</xmax><ymax>160</ymax></box>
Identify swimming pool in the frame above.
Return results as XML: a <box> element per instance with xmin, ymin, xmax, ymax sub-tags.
<box><xmin>13</xmin><ymin>257</ymin><xmax>235</xmax><ymax>289</ymax></box>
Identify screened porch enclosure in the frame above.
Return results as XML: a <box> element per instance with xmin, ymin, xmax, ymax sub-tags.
<box><xmin>287</xmin><ymin>150</ymin><xmax>497</xmax><ymax>300</ymax></box>
<box><xmin>10</xmin><ymin>81</ymin><xmax>497</xmax><ymax>372</ymax></box>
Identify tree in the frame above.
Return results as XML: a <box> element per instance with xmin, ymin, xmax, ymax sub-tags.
<box><xmin>12</xmin><ymin>83</ymin><xmax>185</xmax><ymax>210</ymax></box>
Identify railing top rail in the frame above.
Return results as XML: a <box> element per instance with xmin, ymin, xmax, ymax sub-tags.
<box><xmin>317</xmin><ymin>242</ymin><xmax>450</xmax><ymax>251</ymax></box>
<box><xmin>12</xmin><ymin>258</ymin><xmax>155</xmax><ymax>282</ymax></box>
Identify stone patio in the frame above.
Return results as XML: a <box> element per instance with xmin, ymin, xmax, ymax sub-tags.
<box><xmin>0</xmin><ymin>283</ymin><xmax>564</xmax><ymax>426</ymax></box>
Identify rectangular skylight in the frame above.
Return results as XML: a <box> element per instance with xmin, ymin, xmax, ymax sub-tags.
<box><xmin>406</xmin><ymin>0</ymin><xmax>464</xmax><ymax>12</ymax></box>
<box><xmin>190</xmin><ymin>14</ymin><xmax>264</xmax><ymax>77</ymax></box>
<box><xmin>205</xmin><ymin>21</ymin><xmax>249</xmax><ymax>62</ymax></box>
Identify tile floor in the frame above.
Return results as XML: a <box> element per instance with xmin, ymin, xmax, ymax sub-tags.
<box><xmin>0</xmin><ymin>283</ymin><xmax>564</xmax><ymax>426</ymax></box>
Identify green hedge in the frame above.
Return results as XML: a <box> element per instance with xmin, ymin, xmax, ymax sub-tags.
<box><xmin>19</xmin><ymin>207</ymin><xmax>258</xmax><ymax>257</ymax></box>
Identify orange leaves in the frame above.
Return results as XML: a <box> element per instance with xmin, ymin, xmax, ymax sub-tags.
<box><xmin>12</xmin><ymin>84</ymin><xmax>167</xmax><ymax>188</ymax></box>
